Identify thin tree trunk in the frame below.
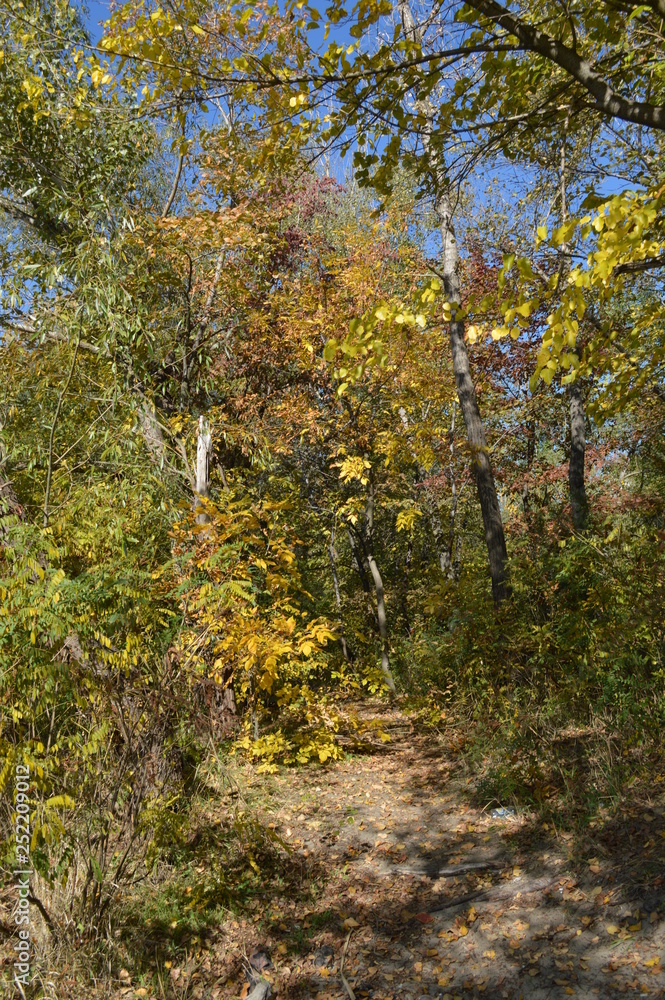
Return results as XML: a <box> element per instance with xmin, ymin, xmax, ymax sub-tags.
<box><xmin>363</xmin><ymin>484</ymin><xmax>396</xmax><ymax>693</ymax></box>
<box><xmin>347</xmin><ymin>527</ymin><xmax>380</xmax><ymax>631</ymax></box>
<box><xmin>569</xmin><ymin>382</ymin><xmax>588</xmax><ymax>529</ymax></box>
<box><xmin>195</xmin><ymin>415</ymin><xmax>212</xmax><ymax>524</ymax></box>
<box><xmin>328</xmin><ymin>524</ymin><xmax>352</xmax><ymax>663</ymax></box>
<box><xmin>435</xmin><ymin>186</ymin><xmax>508</xmax><ymax>603</ymax></box>
<box><xmin>162</xmin><ymin>152</ymin><xmax>184</xmax><ymax>219</ymax></box>
<box><xmin>397</xmin><ymin>0</ymin><xmax>509</xmax><ymax>604</ymax></box>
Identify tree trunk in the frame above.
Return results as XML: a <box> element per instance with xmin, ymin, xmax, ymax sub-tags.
<box><xmin>365</xmin><ymin>548</ymin><xmax>396</xmax><ymax>693</ymax></box>
<box><xmin>348</xmin><ymin>527</ymin><xmax>381</xmax><ymax>629</ymax></box>
<box><xmin>195</xmin><ymin>415</ymin><xmax>212</xmax><ymax>525</ymax></box>
<box><xmin>362</xmin><ymin>485</ymin><xmax>396</xmax><ymax>693</ymax></box>
<box><xmin>328</xmin><ymin>526</ymin><xmax>353</xmax><ymax>663</ymax></box>
<box><xmin>568</xmin><ymin>382</ymin><xmax>588</xmax><ymax>529</ymax></box>
<box><xmin>397</xmin><ymin>0</ymin><xmax>509</xmax><ymax>604</ymax></box>
<box><xmin>435</xmin><ymin>187</ymin><xmax>508</xmax><ymax>603</ymax></box>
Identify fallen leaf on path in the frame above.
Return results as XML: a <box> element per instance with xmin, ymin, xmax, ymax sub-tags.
<box><xmin>414</xmin><ymin>912</ymin><xmax>433</xmax><ymax>923</ymax></box>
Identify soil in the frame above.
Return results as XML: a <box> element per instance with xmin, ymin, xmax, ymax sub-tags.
<box><xmin>189</xmin><ymin>703</ymin><xmax>665</xmax><ymax>1000</ymax></box>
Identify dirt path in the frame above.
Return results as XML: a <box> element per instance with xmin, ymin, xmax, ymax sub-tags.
<box><xmin>198</xmin><ymin>704</ymin><xmax>665</xmax><ymax>1000</ymax></box>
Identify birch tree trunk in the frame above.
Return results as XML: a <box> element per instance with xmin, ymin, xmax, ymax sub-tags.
<box><xmin>195</xmin><ymin>415</ymin><xmax>212</xmax><ymax>525</ymax></box>
<box><xmin>397</xmin><ymin>0</ymin><xmax>509</xmax><ymax>604</ymax></box>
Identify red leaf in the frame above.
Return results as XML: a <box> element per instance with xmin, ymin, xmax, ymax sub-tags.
<box><xmin>414</xmin><ymin>912</ymin><xmax>433</xmax><ymax>924</ymax></box>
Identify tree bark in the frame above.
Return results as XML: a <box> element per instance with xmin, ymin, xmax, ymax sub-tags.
<box><xmin>568</xmin><ymin>382</ymin><xmax>588</xmax><ymax>529</ymax></box>
<box><xmin>347</xmin><ymin>527</ymin><xmax>380</xmax><ymax>630</ymax></box>
<box><xmin>328</xmin><ymin>524</ymin><xmax>353</xmax><ymax>663</ymax></box>
<box><xmin>363</xmin><ymin>485</ymin><xmax>396</xmax><ymax>693</ymax></box>
<box><xmin>398</xmin><ymin>0</ymin><xmax>508</xmax><ymax>604</ymax></box>
<box><xmin>365</xmin><ymin>547</ymin><xmax>396</xmax><ymax>693</ymax></box>
<box><xmin>195</xmin><ymin>415</ymin><xmax>212</xmax><ymax>524</ymax></box>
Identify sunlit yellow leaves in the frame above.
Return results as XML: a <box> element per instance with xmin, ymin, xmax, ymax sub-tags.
<box><xmin>498</xmin><ymin>185</ymin><xmax>665</xmax><ymax>397</ymax></box>
<box><xmin>396</xmin><ymin>507</ymin><xmax>422</xmax><ymax>533</ymax></box>
<box><xmin>337</xmin><ymin>456</ymin><xmax>371</xmax><ymax>485</ymax></box>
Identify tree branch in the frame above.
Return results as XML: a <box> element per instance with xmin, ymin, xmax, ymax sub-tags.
<box><xmin>161</xmin><ymin>152</ymin><xmax>184</xmax><ymax>218</ymax></box>
<box><xmin>464</xmin><ymin>0</ymin><xmax>665</xmax><ymax>131</ymax></box>
<box><xmin>613</xmin><ymin>252</ymin><xmax>665</xmax><ymax>276</ymax></box>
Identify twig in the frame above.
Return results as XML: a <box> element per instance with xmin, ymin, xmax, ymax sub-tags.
<box><xmin>155</xmin><ymin>949</ymin><xmax>167</xmax><ymax>1000</ymax></box>
<box><xmin>430</xmin><ymin>874</ymin><xmax>559</xmax><ymax>914</ymax></box>
<box><xmin>385</xmin><ymin>860</ymin><xmax>506</xmax><ymax>877</ymax></box>
<box><xmin>340</xmin><ymin>929</ymin><xmax>356</xmax><ymax>1000</ymax></box>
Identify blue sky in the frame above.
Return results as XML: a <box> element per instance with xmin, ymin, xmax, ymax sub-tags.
<box><xmin>85</xmin><ymin>0</ymin><xmax>111</xmax><ymax>42</ymax></box>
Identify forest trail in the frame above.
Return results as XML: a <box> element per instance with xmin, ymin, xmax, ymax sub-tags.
<box><xmin>187</xmin><ymin>702</ymin><xmax>665</xmax><ymax>1000</ymax></box>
